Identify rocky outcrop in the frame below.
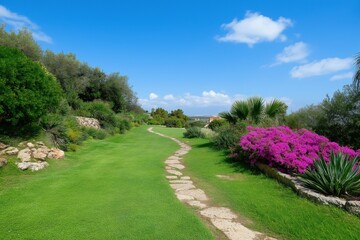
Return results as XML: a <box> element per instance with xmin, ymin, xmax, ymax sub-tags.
<box><xmin>256</xmin><ymin>162</ymin><xmax>359</xmax><ymax>217</ymax></box>
<box><xmin>47</xmin><ymin>148</ymin><xmax>64</xmax><ymax>159</ymax></box>
<box><xmin>76</xmin><ymin>116</ymin><xmax>101</xmax><ymax>129</ymax></box>
<box><xmin>0</xmin><ymin>141</ymin><xmax>65</xmax><ymax>172</ymax></box>
<box><xmin>1</xmin><ymin>147</ymin><xmax>19</xmax><ymax>155</ymax></box>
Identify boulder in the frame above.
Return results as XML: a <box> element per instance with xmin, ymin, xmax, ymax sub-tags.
<box><xmin>32</xmin><ymin>149</ymin><xmax>47</xmax><ymax>161</ymax></box>
<box><xmin>0</xmin><ymin>142</ymin><xmax>9</xmax><ymax>150</ymax></box>
<box><xmin>16</xmin><ymin>161</ymin><xmax>49</xmax><ymax>171</ymax></box>
<box><xmin>345</xmin><ymin>201</ymin><xmax>360</xmax><ymax>217</ymax></box>
<box><xmin>0</xmin><ymin>158</ymin><xmax>7</xmax><ymax>167</ymax></box>
<box><xmin>2</xmin><ymin>147</ymin><xmax>19</xmax><ymax>155</ymax></box>
<box><xmin>76</xmin><ymin>116</ymin><xmax>101</xmax><ymax>129</ymax></box>
<box><xmin>26</xmin><ymin>142</ymin><xmax>35</xmax><ymax>148</ymax></box>
<box><xmin>47</xmin><ymin>148</ymin><xmax>64</xmax><ymax>159</ymax></box>
<box><xmin>17</xmin><ymin>148</ymin><xmax>32</xmax><ymax>162</ymax></box>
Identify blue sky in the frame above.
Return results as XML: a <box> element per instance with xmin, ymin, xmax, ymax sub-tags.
<box><xmin>1</xmin><ymin>0</ymin><xmax>359</xmax><ymax>115</ymax></box>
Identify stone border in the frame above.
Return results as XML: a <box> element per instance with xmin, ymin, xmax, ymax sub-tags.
<box><xmin>148</xmin><ymin>127</ymin><xmax>276</xmax><ymax>240</ymax></box>
<box><xmin>255</xmin><ymin>163</ymin><xmax>360</xmax><ymax>217</ymax></box>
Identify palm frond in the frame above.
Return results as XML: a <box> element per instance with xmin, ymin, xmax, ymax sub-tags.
<box><xmin>219</xmin><ymin>111</ymin><xmax>237</xmax><ymax>124</ymax></box>
<box><xmin>230</xmin><ymin>100</ymin><xmax>249</xmax><ymax>121</ymax></box>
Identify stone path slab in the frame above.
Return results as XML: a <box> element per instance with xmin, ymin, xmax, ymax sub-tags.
<box><xmin>148</xmin><ymin>127</ymin><xmax>276</xmax><ymax>240</ymax></box>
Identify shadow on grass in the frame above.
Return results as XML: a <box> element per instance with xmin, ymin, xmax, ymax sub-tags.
<box><xmin>222</xmin><ymin>156</ymin><xmax>261</xmax><ymax>175</ymax></box>
<box><xmin>193</xmin><ymin>141</ymin><xmax>260</xmax><ymax>175</ymax></box>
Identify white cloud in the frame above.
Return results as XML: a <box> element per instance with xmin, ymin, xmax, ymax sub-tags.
<box><xmin>218</xmin><ymin>11</ymin><xmax>292</xmax><ymax>47</ymax></box>
<box><xmin>274</xmin><ymin>42</ymin><xmax>309</xmax><ymax>65</ymax></box>
<box><xmin>0</xmin><ymin>5</ymin><xmax>52</xmax><ymax>43</ymax></box>
<box><xmin>139</xmin><ymin>90</ymin><xmax>291</xmax><ymax>115</ymax></box>
<box><xmin>290</xmin><ymin>57</ymin><xmax>353</xmax><ymax>78</ymax></box>
<box><xmin>330</xmin><ymin>72</ymin><xmax>353</xmax><ymax>81</ymax></box>
<box><xmin>163</xmin><ymin>94</ymin><xmax>175</xmax><ymax>101</ymax></box>
<box><xmin>149</xmin><ymin>93</ymin><xmax>158</xmax><ymax>100</ymax></box>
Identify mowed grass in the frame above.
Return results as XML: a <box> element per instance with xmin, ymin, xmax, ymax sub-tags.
<box><xmin>0</xmin><ymin>126</ymin><xmax>213</xmax><ymax>240</ymax></box>
<box><xmin>153</xmin><ymin>126</ymin><xmax>360</xmax><ymax>240</ymax></box>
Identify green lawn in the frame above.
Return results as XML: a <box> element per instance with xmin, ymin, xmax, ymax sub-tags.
<box><xmin>153</xmin><ymin>126</ymin><xmax>360</xmax><ymax>240</ymax></box>
<box><xmin>0</xmin><ymin>126</ymin><xmax>213</xmax><ymax>240</ymax></box>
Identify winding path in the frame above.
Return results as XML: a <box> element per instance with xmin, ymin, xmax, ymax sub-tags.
<box><xmin>148</xmin><ymin>127</ymin><xmax>276</xmax><ymax>240</ymax></box>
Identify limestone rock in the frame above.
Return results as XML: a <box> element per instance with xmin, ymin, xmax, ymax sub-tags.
<box><xmin>177</xmin><ymin>189</ymin><xmax>208</xmax><ymax>201</ymax></box>
<box><xmin>345</xmin><ymin>201</ymin><xmax>360</xmax><ymax>217</ymax></box>
<box><xmin>16</xmin><ymin>161</ymin><xmax>49</xmax><ymax>171</ymax></box>
<box><xmin>187</xmin><ymin>200</ymin><xmax>207</xmax><ymax>209</ymax></box>
<box><xmin>2</xmin><ymin>147</ymin><xmax>19</xmax><ymax>155</ymax></box>
<box><xmin>0</xmin><ymin>158</ymin><xmax>7</xmax><ymax>167</ymax></box>
<box><xmin>166</xmin><ymin>169</ymin><xmax>182</xmax><ymax>176</ymax></box>
<box><xmin>200</xmin><ymin>207</ymin><xmax>237</xmax><ymax>220</ymax></box>
<box><xmin>32</xmin><ymin>149</ymin><xmax>47</xmax><ymax>161</ymax></box>
<box><xmin>26</xmin><ymin>142</ymin><xmax>35</xmax><ymax>148</ymax></box>
<box><xmin>0</xmin><ymin>142</ymin><xmax>9</xmax><ymax>150</ymax></box>
<box><xmin>17</xmin><ymin>148</ymin><xmax>32</xmax><ymax>162</ymax></box>
<box><xmin>168</xmin><ymin>163</ymin><xmax>185</xmax><ymax>170</ymax></box>
<box><xmin>76</xmin><ymin>116</ymin><xmax>101</xmax><ymax>129</ymax></box>
<box><xmin>47</xmin><ymin>148</ymin><xmax>65</xmax><ymax>159</ymax></box>
<box><xmin>170</xmin><ymin>183</ymin><xmax>196</xmax><ymax>191</ymax></box>
<box><xmin>166</xmin><ymin>176</ymin><xmax>178</xmax><ymax>180</ymax></box>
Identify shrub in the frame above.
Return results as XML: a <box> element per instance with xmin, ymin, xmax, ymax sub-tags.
<box><xmin>68</xmin><ymin>143</ymin><xmax>78</xmax><ymax>152</ymax></box>
<box><xmin>212</xmin><ymin>126</ymin><xmax>242</xmax><ymax>150</ymax></box>
<box><xmin>208</xmin><ymin>119</ymin><xmax>227</xmax><ymax>131</ymax></box>
<box><xmin>0</xmin><ymin>46</ymin><xmax>62</xmax><ymax>132</ymax></box>
<box><xmin>186</xmin><ymin>120</ymin><xmax>206</xmax><ymax>128</ymax></box>
<box><xmin>201</xmin><ymin>128</ymin><xmax>216</xmax><ymax>139</ymax></box>
<box><xmin>240</xmin><ymin>126</ymin><xmax>360</xmax><ymax>174</ymax></box>
<box><xmin>165</xmin><ymin>117</ymin><xmax>185</xmax><ymax>128</ymax></box>
<box><xmin>300</xmin><ymin>152</ymin><xmax>360</xmax><ymax>197</ymax></box>
<box><xmin>80</xmin><ymin>100</ymin><xmax>116</xmax><ymax>128</ymax></box>
<box><xmin>183</xmin><ymin>127</ymin><xmax>204</xmax><ymax>138</ymax></box>
<box><xmin>83</xmin><ymin>127</ymin><xmax>108</xmax><ymax>140</ymax></box>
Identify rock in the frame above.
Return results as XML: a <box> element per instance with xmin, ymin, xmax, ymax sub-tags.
<box><xmin>18</xmin><ymin>142</ymin><xmax>26</xmax><ymax>148</ymax></box>
<box><xmin>166</xmin><ymin>169</ymin><xmax>182</xmax><ymax>176</ymax></box>
<box><xmin>187</xmin><ymin>200</ymin><xmax>207</xmax><ymax>209</ymax></box>
<box><xmin>17</xmin><ymin>148</ymin><xmax>32</xmax><ymax>162</ymax></box>
<box><xmin>2</xmin><ymin>147</ymin><xmax>19</xmax><ymax>155</ymax></box>
<box><xmin>345</xmin><ymin>201</ymin><xmax>360</xmax><ymax>217</ymax></box>
<box><xmin>200</xmin><ymin>207</ymin><xmax>237</xmax><ymax>220</ymax></box>
<box><xmin>16</xmin><ymin>162</ymin><xmax>31</xmax><ymax>170</ymax></box>
<box><xmin>180</xmin><ymin>176</ymin><xmax>191</xmax><ymax>180</ymax></box>
<box><xmin>32</xmin><ymin>149</ymin><xmax>47</xmax><ymax>161</ymax></box>
<box><xmin>26</xmin><ymin>142</ymin><xmax>35</xmax><ymax>148</ymax></box>
<box><xmin>210</xmin><ymin>218</ymin><xmax>258</xmax><ymax>240</ymax></box>
<box><xmin>169</xmin><ymin>180</ymin><xmax>193</xmax><ymax>184</ymax></box>
<box><xmin>166</xmin><ymin>176</ymin><xmax>178</xmax><ymax>180</ymax></box>
<box><xmin>0</xmin><ymin>158</ymin><xmax>7</xmax><ymax>167</ymax></box>
<box><xmin>47</xmin><ymin>148</ymin><xmax>64</xmax><ymax>159</ymax></box>
<box><xmin>165</xmin><ymin>159</ymin><xmax>181</xmax><ymax>164</ymax></box>
<box><xmin>170</xmin><ymin>183</ymin><xmax>196</xmax><ymax>191</ymax></box>
<box><xmin>177</xmin><ymin>189</ymin><xmax>208</xmax><ymax>201</ymax></box>
<box><xmin>168</xmin><ymin>163</ymin><xmax>185</xmax><ymax>170</ymax></box>
<box><xmin>16</xmin><ymin>161</ymin><xmax>49</xmax><ymax>171</ymax></box>
<box><xmin>0</xmin><ymin>142</ymin><xmax>9</xmax><ymax>150</ymax></box>
<box><xmin>76</xmin><ymin>116</ymin><xmax>101</xmax><ymax>129</ymax></box>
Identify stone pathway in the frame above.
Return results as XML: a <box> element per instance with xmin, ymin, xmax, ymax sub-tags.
<box><xmin>148</xmin><ymin>128</ymin><xmax>276</xmax><ymax>240</ymax></box>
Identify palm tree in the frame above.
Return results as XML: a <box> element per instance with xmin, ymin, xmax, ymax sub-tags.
<box><xmin>354</xmin><ymin>53</ymin><xmax>360</xmax><ymax>90</ymax></box>
<box><xmin>220</xmin><ymin>97</ymin><xmax>287</xmax><ymax>125</ymax></box>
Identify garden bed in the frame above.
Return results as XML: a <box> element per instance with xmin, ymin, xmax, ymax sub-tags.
<box><xmin>256</xmin><ymin>163</ymin><xmax>360</xmax><ymax>217</ymax></box>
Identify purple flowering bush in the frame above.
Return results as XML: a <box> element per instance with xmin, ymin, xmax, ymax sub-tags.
<box><xmin>240</xmin><ymin>126</ymin><xmax>360</xmax><ymax>174</ymax></box>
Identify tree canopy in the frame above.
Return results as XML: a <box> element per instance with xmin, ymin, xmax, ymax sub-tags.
<box><xmin>0</xmin><ymin>46</ymin><xmax>62</xmax><ymax>129</ymax></box>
